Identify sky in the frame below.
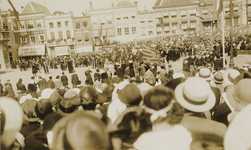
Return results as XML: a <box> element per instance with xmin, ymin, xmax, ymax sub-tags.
<box><xmin>1</xmin><ymin>0</ymin><xmax>157</xmax><ymax>16</ymax></box>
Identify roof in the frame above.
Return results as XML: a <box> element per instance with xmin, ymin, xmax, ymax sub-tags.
<box><xmin>21</xmin><ymin>1</ymin><xmax>51</xmax><ymax>15</ymax></box>
<box><xmin>114</xmin><ymin>1</ymin><xmax>136</xmax><ymax>9</ymax></box>
<box><xmin>142</xmin><ymin>9</ymin><xmax>150</xmax><ymax>14</ymax></box>
<box><xmin>153</xmin><ymin>0</ymin><xmax>201</xmax><ymax>8</ymax></box>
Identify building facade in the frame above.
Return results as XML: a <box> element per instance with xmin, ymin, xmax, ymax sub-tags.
<box><xmin>45</xmin><ymin>12</ymin><xmax>75</xmax><ymax>57</ymax></box>
<box><xmin>13</xmin><ymin>1</ymin><xmax>51</xmax><ymax>60</ymax></box>
<box><xmin>89</xmin><ymin>1</ymin><xmax>115</xmax><ymax>44</ymax></box>
<box><xmin>0</xmin><ymin>11</ymin><xmax>17</xmax><ymax>69</ymax></box>
<box><xmin>138</xmin><ymin>9</ymin><xmax>157</xmax><ymax>39</ymax></box>
<box><xmin>72</xmin><ymin>15</ymin><xmax>93</xmax><ymax>53</ymax></box>
<box><xmin>153</xmin><ymin>0</ymin><xmax>204</xmax><ymax>36</ymax></box>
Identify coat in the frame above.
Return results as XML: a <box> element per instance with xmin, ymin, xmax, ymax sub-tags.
<box><xmin>16</xmin><ymin>82</ymin><xmax>27</xmax><ymax>92</ymax></box>
<box><xmin>61</xmin><ymin>75</ymin><xmax>68</xmax><ymax>86</ymax></box>
<box><xmin>46</xmin><ymin>80</ymin><xmax>55</xmax><ymax>89</ymax></box>
<box><xmin>71</xmin><ymin>73</ymin><xmax>79</xmax><ymax>84</ymax></box>
<box><xmin>38</xmin><ymin>78</ymin><xmax>47</xmax><ymax>91</ymax></box>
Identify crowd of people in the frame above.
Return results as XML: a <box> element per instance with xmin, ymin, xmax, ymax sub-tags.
<box><xmin>1</xmin><ymin>27</ymin><xmax>251</xmax><ymax>150</ymax></box>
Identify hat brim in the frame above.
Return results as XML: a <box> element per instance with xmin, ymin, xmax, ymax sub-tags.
<box><xmin>175</xmin><ymin>83</ymin><xmax>216</xmax><ymax>112</ymax></box>
<box><xmin>226</xmin><ymin>85</ymin><xmax>245</xmax><ymax>110</ymax></box>
<box><xmin>222</xmin><ymin>69</ymin><xmax>235</xmax><ymax>87</ymax></box>
<box><xmin>195</xmin><ymin>73</ymin><xmax>213</xmax><ymax>81</ymax></box>
<box><xmin>212</xmin><ymin>78</ymin><xmax>224</xmax><ymax>84</ymax></box>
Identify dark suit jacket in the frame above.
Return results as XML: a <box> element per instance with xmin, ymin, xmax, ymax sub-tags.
<box><xmin>210</xmin><ymin>86</ymin><xmax>221</xmax><ymax>111</ymax></box>
<box><xmin>16</xmin><ymin>82</ymin><xmax>27</xmax><ymax>91</ymax></box>
<box><xmin>117</xmin><ymin>68</ymin><xmax>124</xmax><ymax>79</ymax></box>
<box><xmin>71</xmin><ymin>73</ymin><xmax>79</xmax><ymax>84</ymax></box>
<box><xmin>46</xmin><ymin>80</ymin><xmax>55</xmax><ymax>89</ymax></box>
<box><xmin>211</xmin><ymin>102</ymin><xmax>231</xmax><ymax>127</ymax></box>
<box><xmin>214</xmin><ymin>59</ymin><xmax>222</xmax><ymax>71</ymax></box>
<box><xmin>61</xmin><ymin>75</ymin><xmax>68</xmax><ymax>86</ymax></box>
<box><xmin>94</xmin><ymin>72</ymin><xmax>101</xmax><ymax>81</ymax></box>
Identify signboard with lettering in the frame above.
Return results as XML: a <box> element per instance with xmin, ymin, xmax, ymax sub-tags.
<box><xmin>18</xmin><ymin>45</ymin><xmax>45</xmax><ymax>57</ymax></box>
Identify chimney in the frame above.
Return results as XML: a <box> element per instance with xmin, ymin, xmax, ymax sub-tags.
<box><xmin>89</xmin><ymin>1</ymin><xmax>93</xmax><ymax>10</ymax></box>
<box><xmin>111</xmin><ymin>3</ymin><xmax>114</xmax><ymax>8</ymax></box>
<box><xmin>134</xmin><ymin>1</ymin><xmax>138</xmax><ymax>6</ymax></box>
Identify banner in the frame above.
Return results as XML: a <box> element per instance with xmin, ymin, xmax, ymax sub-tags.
<box><xmin>18</xmin><ymin>45</ymin><xmax>45</xmax><ymax>56</ymax></box>
<box><xmin>55</xmin><ymin>46</ymin><xmax>69</xmax><ymax>56</ymax></box>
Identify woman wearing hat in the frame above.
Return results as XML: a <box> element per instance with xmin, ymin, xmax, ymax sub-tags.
<box><xmin>133</xmin><ymin>86</ymin><xmax>192</xmax><ymax>150</ymax></box>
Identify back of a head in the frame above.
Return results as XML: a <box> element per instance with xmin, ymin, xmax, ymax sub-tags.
<box><xmin>50</xmin><ymin>111</ymin><xmax>111</xmax><ymax>150</ymax></box>
<box><xmin>35</xmin><ymin>99</ymin><xmax>53</xmax><ymax>120</ymax></box>
<box><xmin>144</xmin><ymin>86</ymin><xmax>174</xmax><ymax>110</ymax></box>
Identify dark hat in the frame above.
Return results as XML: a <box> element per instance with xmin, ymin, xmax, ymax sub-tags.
<box><xmin>118</xmin><ymin>84</ymin><xmax>142</xmax><ymax>106</ymax></box>
<box><xmin>21</xmin><ymin>99</ymin><xmax>39</xmax><ymax>122</ymax></box>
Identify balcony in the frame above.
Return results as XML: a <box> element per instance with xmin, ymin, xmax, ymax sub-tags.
<box><xmin>0</xmin><ymin>27</ymin><xmax>9</xmax><ymax>33</ymax></box>
<box><xmin>0</xmin><ymin>33</ymin><xmax>10</xmax><ymax>42</ymax></box>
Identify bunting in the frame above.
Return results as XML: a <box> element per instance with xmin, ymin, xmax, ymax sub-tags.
<box><xmin>141</xmin><ymin>45</ymin><xmax>164</xmax><ymax>66</ymax></box>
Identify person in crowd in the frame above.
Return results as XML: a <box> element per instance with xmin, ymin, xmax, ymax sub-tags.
<box><xmin>0</xmin><ymin>79</ymin><xmax>4</xmax><ymax>96</ymax></box>
<box><xmin>4</xmin><ymin>82</ymin><xmax>16</xmax><ymax>99</ymax></box>
<box><xmin>16</xmin><ymin>78</ymin><xmax>27</xmax><ymax>92</ymax></box>
<box><xmin>94</xmin><ymin>68</ymin><xmax>101</xmax><ymax>82</ymax></box>
<box><xmin>85</xmin><ymin>69</ymin><xmax>94</xmax><ymax>86</ymax></box>
<box><xmin>61</xmin><ymin>72</ymin><xmax>69</xmax><ymax>88</ymax></box>
<box><xmin>0</xmin><ymin>97</ymin><xmax>24</xmax><ymax>150</ymax></box>
<box><xmin>46</xmin><ymin>76</ymin><xmax>55</xmax><ymax>89</ymax></box>
<box><xmin>176</xmin><ymin>77</ymin><xmax>227</xmax><ymax>149</ymax></box>
<box><xmin>55</xmin><ymin>75</ymin><xmax>63</xmax><ymax>90</ymax></box>
<box><xmin>32</xmin><ymin>62</ymin><xmax>39</xmax><ymax>77</ymax></box>
<box><xmin>38</xmin><ymin>75</ymin><xmax>47</xmax><ymax>92</ymax></box>
<box><xmin>71</xmin><ymin>70</ymin><xmax>79</xmax><ymax>88</ymax></box>
<box><xmin>133</xmin><ymin>86</ymin><xmax>192</xmax><ymax>150</ymax></box>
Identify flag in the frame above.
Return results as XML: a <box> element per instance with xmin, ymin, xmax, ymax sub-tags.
<box><xmin>214</xmin><ymin>0</ymin><xmax>223</xmax><ymax>17</ymax></box>
<box><xmin>141</xmin><ymin>45</ymin><xmax>164</xmax><ymax>66</ymax></box>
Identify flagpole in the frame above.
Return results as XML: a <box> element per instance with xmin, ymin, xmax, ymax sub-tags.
<box><xmin>222</xmin><ymin>9</ymin><xmax>225</xmax><ymax>67</ymax></box>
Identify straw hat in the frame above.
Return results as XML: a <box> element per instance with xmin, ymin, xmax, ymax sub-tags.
<box><xmin>175</xmin><ymin>77</ymin><xmax>216</xmax><ymax>112</ymax></box>
<box><xmin>195</xmin><ymin>68</ymin><xmax>213</xmax><ymax>81</ymax></box>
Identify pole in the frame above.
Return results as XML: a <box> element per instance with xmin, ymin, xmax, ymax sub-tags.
<box><xmin>229</xmin><ymin>0</ymin><xmax>234</xmax><ymax>68</ymax></box>
<box><xmin>247</xmin><ymin>0</ymin><xmax>249</xmax><ymax>27</ymax></box>
<box><xmin>222</xmin><ymin>10</ymin><xmax>225</xmax><ymax>67</ymax></box>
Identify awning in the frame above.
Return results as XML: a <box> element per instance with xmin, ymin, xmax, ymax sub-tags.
<box><xmin>18</xmin><ymin>45</ymin><xmax>45</xmax><ymax>57</ymax></box>
<box><xmin>55</xmin><ymin>46</ymin><xmax>69</xmax><ymax>56</ymax></box>
<box><xmin>76</xmin><ymin>46</ymin><xmax>93</xmax><ymax>53</ymax></box>
<box><xmin>92</xmin><ymin>30</ymin><xmax>99</xmax><ymax>37</ymax></box>
<box><xmin>107</xmin><ymin>28</ymin><xmax>114</xmax><ymax>36</ymax></box>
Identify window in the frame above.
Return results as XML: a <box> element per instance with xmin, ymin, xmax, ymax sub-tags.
<box><xmin>106</xmin><ymin>15</ymin><xmax>113</xmax><ymax>24</ymax></box>
<box><xmin>123</xmin><ymin>13</ymin><xmax>129</xmax><ymax>20</ymax></box>
<box><xmin>20</xmin><ymin>21</ymin><xmax>25</xmax><ymax>29</ymax></box>
<box><xmin>156</xmin><ymin>12</ymin><xmax>161</xmax><ymax>18</ymax></box>
<box><xmin>117</xmin><ymin>28</ymin><xmax>122</xmax><ymax>35</ymax></box>
<box><xmin>66</xmin><ymin>30</ymin><xmax>71</xmax><ymax>39</ymax></box>
<box><xmin>38</xmin><ymin>34</ymin><xmax>45</xmax><ymax>41</ymax></box>
<box><xmin>125</xmin><ymin>27</ymin><xmax>129</xmax><ymax>35</ymax></box>
<box><xmin>202</xmin><ymin>10</ymin><xmax>208</xmax><ymax>15</ymax></box>
<box><xmin>132</xmin><ymin>27</ymin><xmax>136</xmax><ymax>34</ymax></box>
<box><xmin>65</xmin><ymin>21</ymin><xmax>69</xmax><ymax>27</ymax></box>
<box><xmin>49</xmin><ymin>22</ymin><xmax>54</xmax><ymax>28</ymax></box>
<box><xmin>181</xmin><ymin>11</ymin><xmax>186</xmax><ymax>17</ymax></box>
<box><xmin>2</xmin><ymin>23</ymin><xmax>8</xmax><ymax>30</ymax></box>
<box><xmin>148</xmin><ymin>31</ymin><xmax>153</xmax><ymax>36</ymax></box>
<box><xmin>36</xmin><ymin>19</ymin><xmax>43</xmax><ymax>28</ymax></box>
<box><xmin>172</xmin><ymin>25</ymin><xmax>177</xmax><ymax>33</ymax></box>
<box><xmin>116</xmin><ymin>14</ymin><xmax>121</xmax><ymax>20</ymax></box>
<box><xmin>30</xmin><ymin>35</ymin><xmax>36</xmax><ymax>44</ymax></box>
<box><xmin>58</xmin><ymin>31</ymin><xmax>63</xmax><ymax>40</ymax></box>
<box><xmin>83</xmin><ymin>22</ymin><xmax>88</xmax><ymax>28</ymax></box>
<box><xmin>148</xmin><ymin>20</ymin><xmax>153</xmax><ymax>23</ymax></box>
<box><xmin>76</xmin><ymin>22</ymin><xmax>80</xmax><ymax>29</ymax></box>
<box><xmin>164</xmin><ymin>26</ymin><xmax>169</xmax><ymax>31</ymax></box>
<box><xmin>140</xmin><ymin>18</ymin><xmax>145</xmax><ymax>23</ymax></box>
<box><xmin>234</xmin><ymin>5</ymin><xmax>238</xmax><ymax>13</ymax></box>
<box><xmin>85</xmin><ymin>32</ymin><xmax>89</xmax><ymax>41</ymax></box>
<box><xmin>182</xmin><ymin>24</ymin><xmax>187</xmax><ymax>31</ymax></box>
<box><xmin>91</xmin><ymin>16</ymin><xmax>98</xmax><ymax>26</ymax></box>
<box><xmin>130</xmin><ymin>12</ymin><xmax>136</xmax><ymax>19</ymax></box>
<box><xmin>27</xmin><ymin>20</ymin><xmax>34</xmax><ymax>28</ymax></box>
<box><xmin>57</xmin><ymin>22</ymin><xmax>61</xmax><ymax>28</ymax></box>
<box><xmin>163</xmin><ymin>12</ymin><xmax>169</xmax><ymax>18</ymax></box>
<box><xmin>190</xmin><ymin>9</ymin><xmax>196</xmax><ymax>16</ymax></box>
<box><xmin>141</xmin><ymin>29</ymin><xmax>146</xmax><ymax>36</ymax></box>
<box><xmin>20</xmin><ymin>37</ymin><xmax>27</xmax><ymax>43</ymax></box>
<box><xmin>171</xmin><ymin>12</ymin><xmax>177</xmax><ymax>18</ymax></box>
<box><xmin>157</xmin><ymin>26</ymin><xmax>162</xmax><ymax>32</ymax></box>
<box><xmin>100</xmin><ymin>15</ymin><xmax>106</xmax><ymax>24</ymax></box>
<box><xmin>190</xmin><ymin>22</ymin><xmax>196</xmax><ymax>28</ymax></box>
<box><xmin>51</xmin><ymin>32</ymin><xmax>55</xmax><ymax>40</ymax></box>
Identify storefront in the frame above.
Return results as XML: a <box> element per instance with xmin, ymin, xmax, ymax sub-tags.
<box><xmin>18</xmin><ymin>45</ymin><xmax>46</xmax><ymax>59</ymax></box>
